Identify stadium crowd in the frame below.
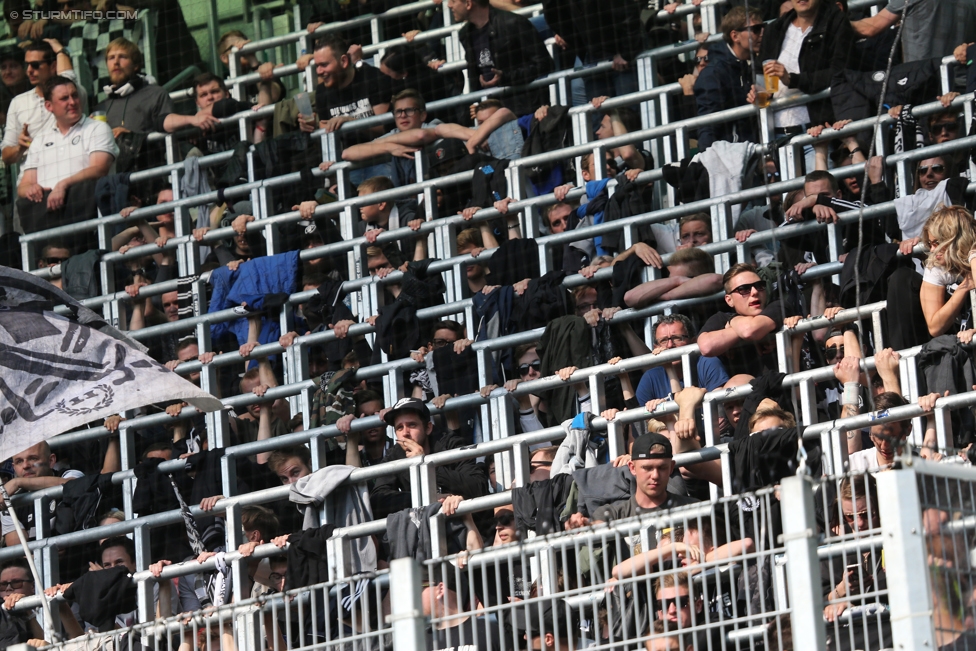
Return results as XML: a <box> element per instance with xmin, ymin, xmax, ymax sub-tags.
<box><xmin>2</xmin><ymin>0</ymin><xmax>976</xmax><ymax>649</ymax></box>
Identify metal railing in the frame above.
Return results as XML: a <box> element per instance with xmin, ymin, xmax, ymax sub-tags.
<box><xmin>14</xmin><ymin>463</ymin><xmax>959</xmax><ymax>651</ymax></box>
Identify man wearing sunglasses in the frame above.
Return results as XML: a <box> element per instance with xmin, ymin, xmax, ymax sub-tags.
<box><xmin>698</xmin><ymin>263</ymin><xmax>793</xmax><ymax>377</ymax></box>
<box><xmin>1</xmin><ymin>39</ymin><xmax>83</xmax><ymax>169</ymax></box>
<box><xmin>694</xmin><ymin>6</ymin><xmax>764</xmax><ymax>151</ymax></box>
<box><xmin>654</xmin><ymin>572</ymin><xmax>704</xmax><ymax>632</ymax></box>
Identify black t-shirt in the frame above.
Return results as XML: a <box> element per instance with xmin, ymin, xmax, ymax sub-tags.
<box><xmin>469</xmin><ymin>23</ymin><xmax>494</xmax><ymax>80</ymax></box>
<box><xmin>699</xmin><ymin>299</ymin><xmax>788</xmax><ymax>377</ymax></box>
<box><xmin>315</xmin><ymin>63</ymin><xmax>392</xmax><ymax>136</ymax></box>
<box><xmin>428</xmin><ymin>616</ymin><xmax>501</xmax><ymax>651</ymax></box>
<box><xmin>593</xmin><ymin>492</ymin><xmax>701</xmax><ymax>524</ymax></box>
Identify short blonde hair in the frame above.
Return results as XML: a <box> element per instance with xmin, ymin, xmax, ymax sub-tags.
<box><xmin>358</xmin><ymin>176</ymin><xmax>394</xmax><ymax>195</ymax></box>
<box><xmin>748</xmin><ymin>407</ymin><xmax>796</xmax><ymax>431</ymax></box>
<box><xmin>106</xmin><ymin>38</ymin><xmax>143</xmax><ymax>69</ymax></box>
<box><xmin>456</xmin><ymin>228</ymin><xmax>483</xmax><ymax>250</ymax></box>
<box><xmin>668</xmin><ymin>247</ymin><xmax>714</xmax><ymax>277</ymax></box>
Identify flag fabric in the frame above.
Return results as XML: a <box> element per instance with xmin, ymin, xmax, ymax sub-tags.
<box><xmin>0</xmin><ymin>266</ymin><xmax>223</xmax><ymax>462</ymax></box>
<box><xmin>168</xmin><ymin>473</ymin><xmax>205</xmax><ymax>556</ymax></box>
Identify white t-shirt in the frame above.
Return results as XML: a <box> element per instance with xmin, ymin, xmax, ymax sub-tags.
<box><xmin>922</xmin><ymin>264</ymin><xmax>971</xmax><ymax>330</ymax></box>
<box><xmin>22</xmin><ymin>115</ymin><xmax>118</xmax><ymax>188</ymax></box>
<box><xmin>848</xmin><ymin>448</ymin><xmax>883</xmax><ymax>473</ymax></box>
<box><xmin>773</xmin><ymin>23</ymin><xmax>812</xmax><ymax>128</ymax></box>
<box><xmin>922</xmin><ymin>264</ymin><xmax>961</xmax><ymax>288</ymax></box>
<box><xmin>0</xmin><ymin>469</ymin><xmax>85</xmax><ymax>538</ymax></box>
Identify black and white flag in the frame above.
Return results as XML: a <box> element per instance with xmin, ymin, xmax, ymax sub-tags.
<box><xmin>0</xmin><ymin>266</ymin><xmax>222</xmax><ymax>461</ymax></box>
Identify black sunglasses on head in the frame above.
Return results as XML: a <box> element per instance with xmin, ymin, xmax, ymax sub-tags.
<box><xmin>728</xmin><ymin>280</ymin><xmax>766</xmax><ymax>297</ymax></box>
<box><xmin>519</xmin><ymin>360</ymin><xmax>542</xmax><ymax>376</ymax></box>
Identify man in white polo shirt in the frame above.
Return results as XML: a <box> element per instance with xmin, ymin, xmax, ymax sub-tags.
<box><xmin>1</xmin><ymin>39</ymin><xmax>86</xmax><ymax>169</ymax></box>
<box><xmin>16</xmin><ymin>75</ymin><xmax>117</xmax><ymax>241</ymax></box>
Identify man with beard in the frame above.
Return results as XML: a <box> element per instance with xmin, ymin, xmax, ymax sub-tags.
<box><xmin>304</xmin><ymin>33</ymin><xmax>391</xmax><ymax>145</ymax></box>
<box><xmin>95</xmin><ymin>38</ymin><xmax>219</xmax><ymax>140</ymax></box>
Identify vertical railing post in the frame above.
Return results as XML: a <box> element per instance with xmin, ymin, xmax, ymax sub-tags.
<box><xmin>876</xmin><ymin>468</ymin><xmax>937</xmax><ymax>649</ymax></box>
<box><xmin>779</xmin><ymin>474</ymin><xmax>826</xmax><ymax>650</ymax></box>
<box><xmin>389</xmin><ymin>558</ymin><xmax>426</xmax><ymax>651</ymax></box>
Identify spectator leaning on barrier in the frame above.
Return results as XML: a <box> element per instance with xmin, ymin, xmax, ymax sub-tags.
<box><xmin>694</xmin><ymin>6</ymin><xmax>763</xmax><ymax>151</ymax></box>
<box><xmin>451</xmin><ymin>0</ymin><xmax>554</xmax><ymax>118</ymax></box>
<box><xmin>307</xmin><ymin>33</ymin><xmax>392</xmax><ymax>149</ymax></box>
<box><xmin>697</xmin><ymin>263</ymin><xmax>793</xmax><ymax>377</ymax></box>
<box><xmin>340</xmin><ymin>89</ymin><xmax>442</xmax><ymax>186</ymax></box>
<box><xmin>1</xmin><ymin>442</ymin><xmax>91</xmax><ymax>547</ymax></box>
<box><xmin>2</xmin><ymin>39</ymin><xmax>83</xmax><ymax>170</ymax></box>
<box><xmin>369</xmin><ymin>397</ymin><xmax>488</xmax><ymax>519</ymax></box>
<box><xmin>566</xmin><ymin>433</ymin><xmax>699</xmax><ymax>530</ymax></box>
<box><xmin>16</xmin><ymin>75</ymin><xmax>118</xmax><ymax>240</ymax></box>
<box><xmin>635</xmin><ymin>314</ymin><xmax>730</xmax><ymax>405</ymax></box>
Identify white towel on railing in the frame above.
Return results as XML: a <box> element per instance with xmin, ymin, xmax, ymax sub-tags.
<box><xmin>693</xmin><ymin>141</ymin><xmax>760</xmax><ymax>223</ymax></box>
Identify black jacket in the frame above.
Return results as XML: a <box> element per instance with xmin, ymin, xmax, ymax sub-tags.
<box><xmin>369</xmin><ymin>431</ymin><xmax>488</xmax><ymax>518</ymax></box>
<box><xmin>554</xmin><ymin>0</ymin><xmax>644</xmax><ymax>63</ymax></box>
<box><xmin>511</xmin><ymin>473</ymin><xmax>575</xmax><ymax>537</ymax></box>
<box><xmin>694</xmin><ymin>42</ymin><xmax>757</xmax><ymax>150</ymax></box>
<box><xmin>758</xmin><ymin>2</ymin><xmax>855</xmax><ymax>127</ymax></box>
<box><xmin>457</xmin><ymin>8</ymin><xmax>554</xmax><ymax>117</ymax></box>
<box><xmin>285</xmin><ymin>524</ymin><xmax>335</xmax><ymax>591</ymax></box>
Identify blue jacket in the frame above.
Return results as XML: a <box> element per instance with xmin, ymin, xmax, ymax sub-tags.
<box><xmin>576</xmin><ymin>178</ymin><xmax>612</xmax><ymax>257</ymax></box>
<box><xmin>694</xmin><ymin>42</ymin><xmax>757</xmax><ymax>151</ymax></box>
<box><xmin>209</xmin><ymin>251</ymin><xmax>299</xmax><ymax>350</ymax></box>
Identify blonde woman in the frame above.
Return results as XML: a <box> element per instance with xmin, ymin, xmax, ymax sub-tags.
<box><xmin>919</xmin><ymin>206</ymin><xmax>976</xmax><ymax>338</ymax></box>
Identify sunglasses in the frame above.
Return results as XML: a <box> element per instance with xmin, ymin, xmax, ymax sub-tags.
<box><xmin>931</xmin><ymin>123</ymin><xmax>958</xmax><ymax>135</ymax></box>
<box><xmin>917</xmin><ymin>164</ymin><xmax>945</xmax><ymax>175</ymax></box>
<box><xmin>766</xmin><ymin>171</ymin><xmax>780</xmax><ymax>181</ymax></box>
<box><xmin>657</xmin><ymin>597</ymin><xmax>690</xmax><ymax>611</ymax></box>
<box><xmin>519</xmin><ymin>360</ymin><xmax>542</xmax><ymax>377</ymax></box>
<box><xmin>495</xmin><ymin>513</ymin><xmax>514</xmax><ymax>526</ymax></box>
<box><xmin>27</xmin><ymin>61</ymin><xmax>51</xmax><ymax>70</ymax></box>
<box><xmin>695</xmin><ymin>55</ymin><xmax>708</xmax><ymax>65</ymax></box>
<box><xmin>843</xmin><ymin>509</ymin><xmax>870</xmax><ymax>522</ymax></box>
<box><xmin>728</xmin><ymin>280</ymin><xmax>766</xmax><ymax>297</ymax></box>
<box><xmin>0</xmin><ymin>579</ymin><xmax>32</xmax><ymax>590</ymax></box>
<box><xmin>431</xmin><ymin>338</ymin><xmax>453</xmax><ymax>349</ymax></box>
<box><xmin>825</xmin><ymin>344</ymin><xmax>844</xmax><ymax>361</ymax></box>
<box><xmin>741</xmin><ymin>24</ymin><xmax>764</xmax><ymax>35</ymax></box>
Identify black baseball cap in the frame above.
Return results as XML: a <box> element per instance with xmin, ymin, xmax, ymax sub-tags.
<box><xmin>631</xmin><ymin>432</ymin><xmax>673</xmax><ymax>460</ymax></box>
<box><xmin>383</xmin><ymin>397</ymin><xmax>431</xmax><ymax>426</ymax></box>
